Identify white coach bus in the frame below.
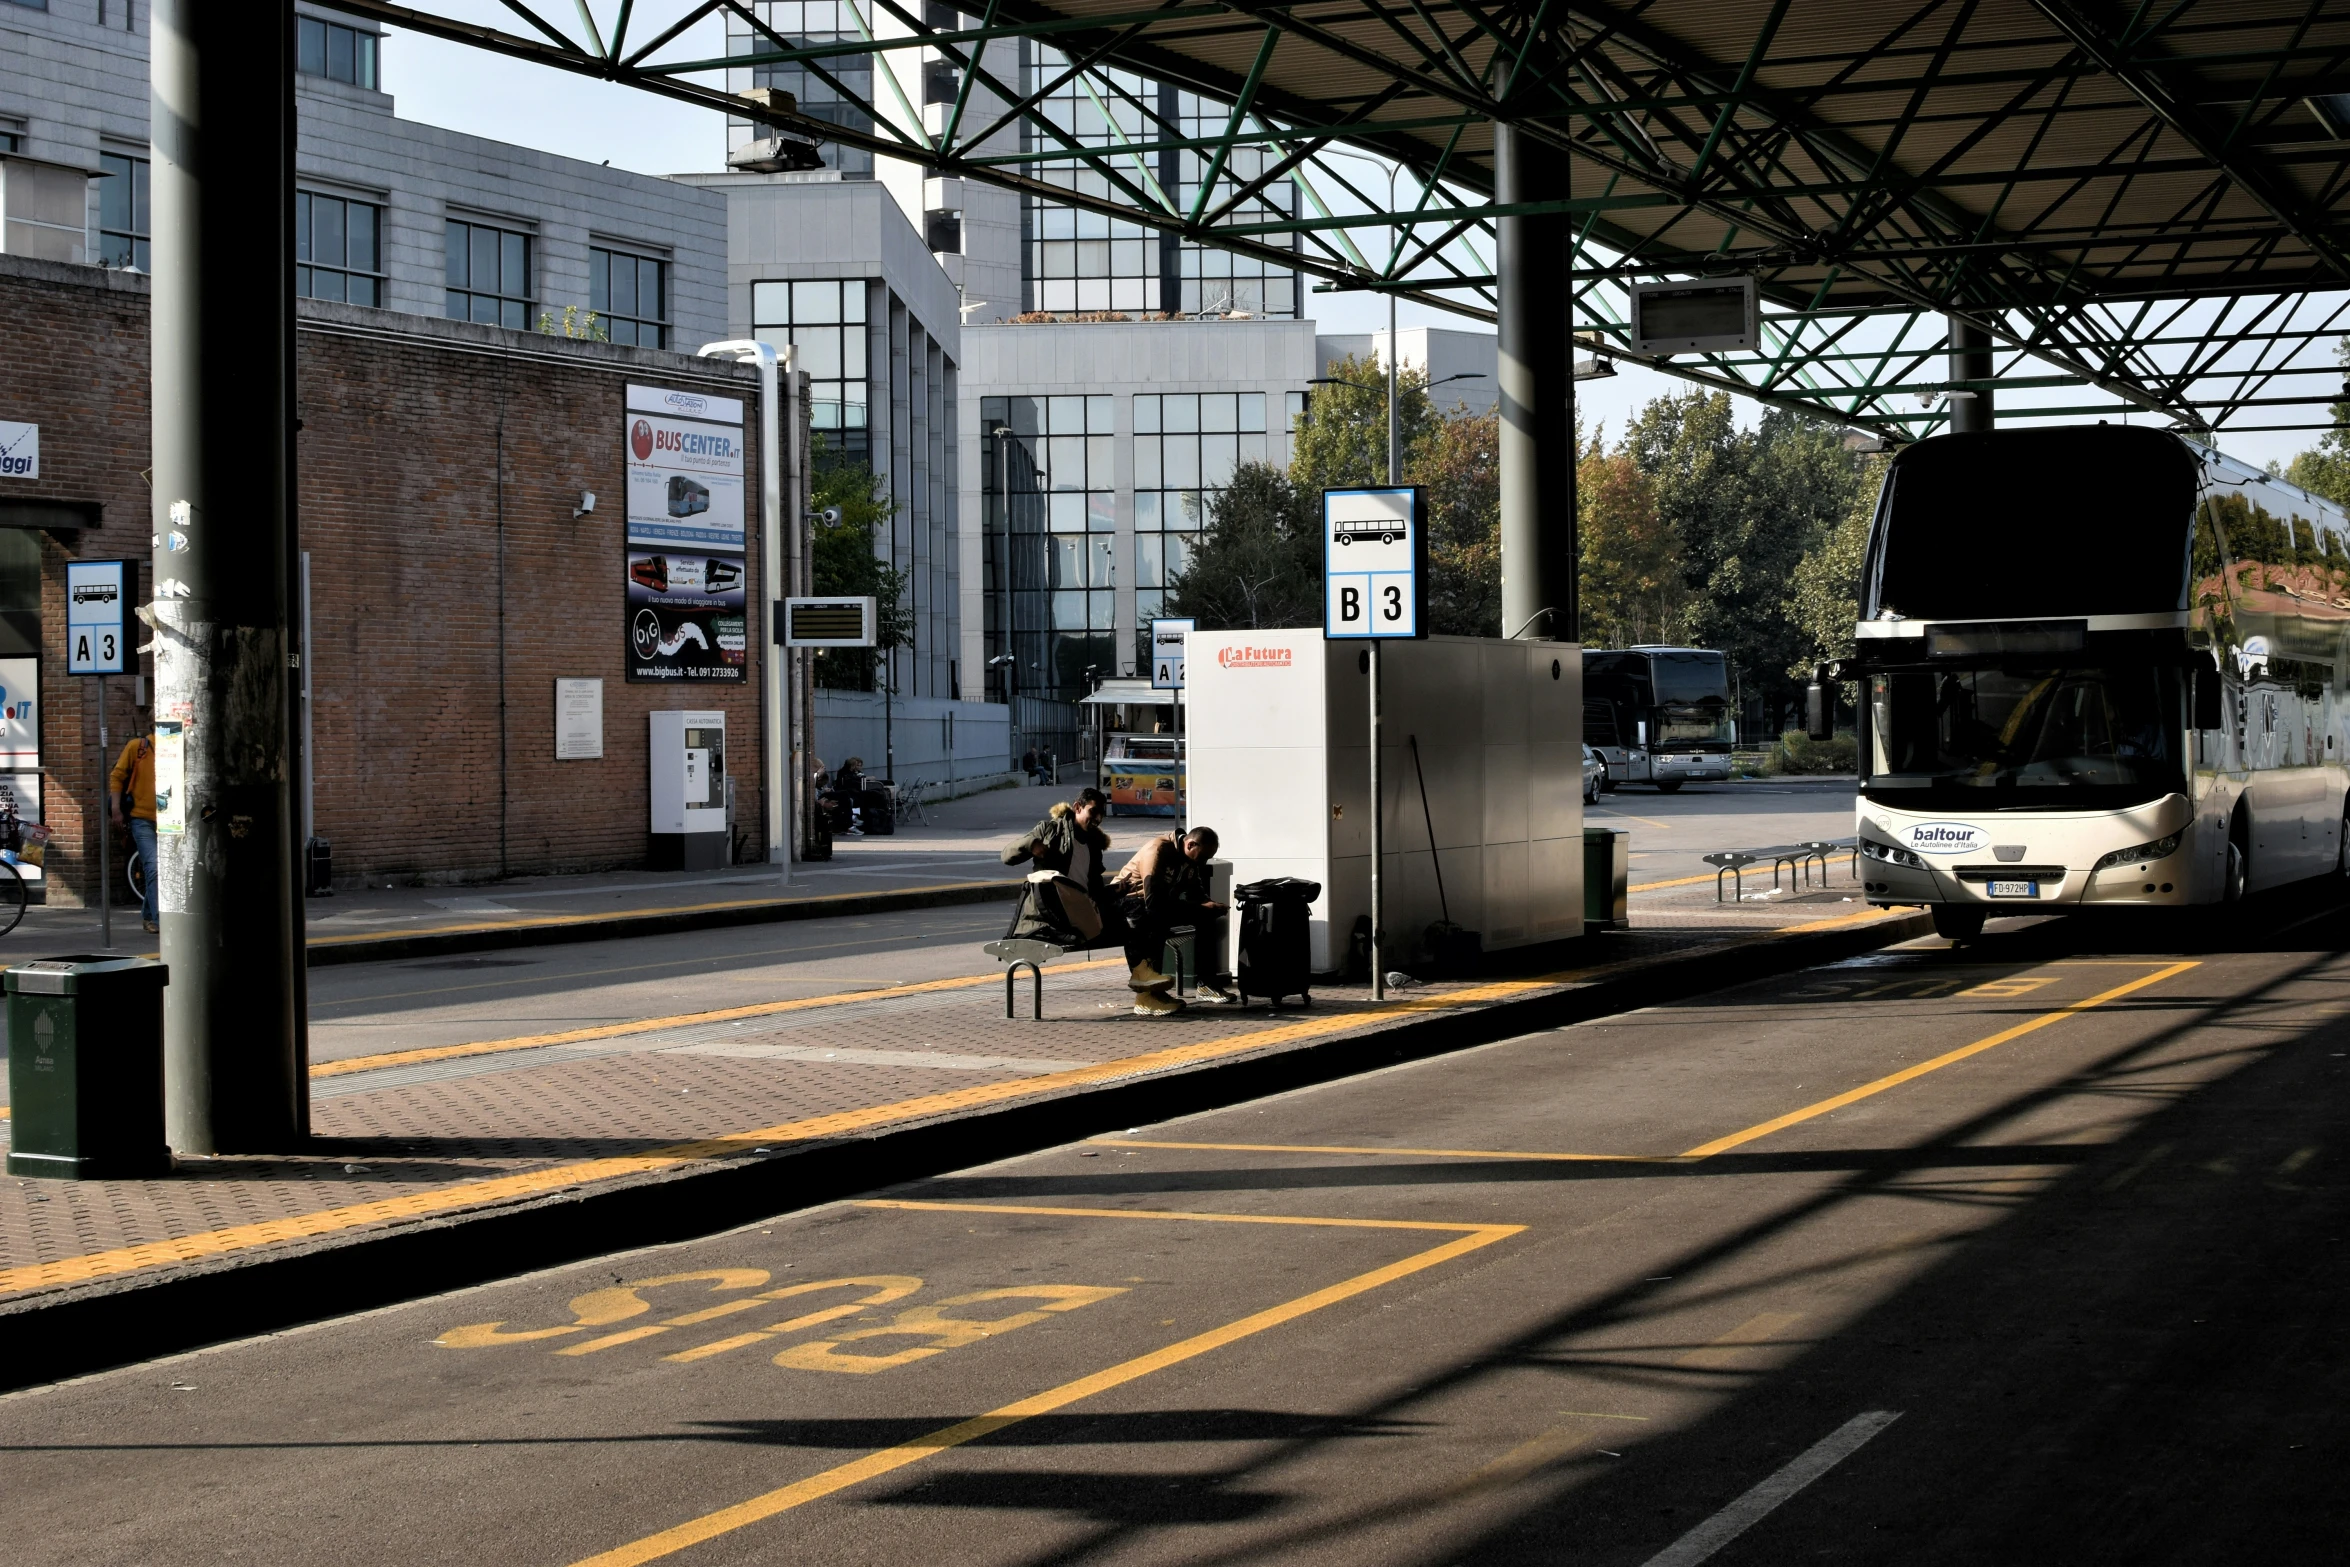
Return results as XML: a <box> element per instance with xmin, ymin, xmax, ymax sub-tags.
<box><xmin>1835</xmin><ymin>424</ymin><xmax>2350</xmax><ymax>940</ymax></box>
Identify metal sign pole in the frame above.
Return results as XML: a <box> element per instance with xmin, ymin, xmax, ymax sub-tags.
<box><xmin>1368</xmin><ymin>641</ymin><xmax>1381</xmax><ymax>1001</ymax></box>
<box><xmin>1322</xmin><ymin>488</ymin><xmax>1424</xmax><ymax>1005</ymax></box>
<box><xmin>97</xmin><ymin>673</ymin><xmax>110</xmax><ymax>950</ymax></box>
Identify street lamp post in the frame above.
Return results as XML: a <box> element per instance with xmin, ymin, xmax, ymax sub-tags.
<box><xmin>992</xmin><ymin>424</ymin><xmax>1016</xmax><ymax>766</ymax></box>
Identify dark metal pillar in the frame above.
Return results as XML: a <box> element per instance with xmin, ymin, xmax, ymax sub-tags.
<box><xmin>1948</xmin><ymin>316</ymin><xmax>1995</xmax><ymax>435</ymax></box>
<box><xmin>1496</xmin><ymin>123</ymin><xmax>1577</xmax><ymax>642</ymax></box>
<box><xmin>152</xmin><ymin>0</ymin><xmax>308</xmax><ymax>1153</ymax></box>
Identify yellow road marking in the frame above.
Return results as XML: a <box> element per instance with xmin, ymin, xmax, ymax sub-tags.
<box><xmin>310</xmin><ymin>956</ymin><xmax>1127</xmax><ymax>1079</ymax></box>
<box><xmin>1629</xmin><ymin>872</ymin><xmax>1719</xmax><ymax>892</ymax></box>
<box><xmin>0</xmin><ymin>972</ymin><xmax>1556</xmax><ymax>1297</ymax></box>
<box><xmin>1106</xmin><ymin>957</ymin><xmax>2193</xmax><ymax>1172</ymax></box>
<box><xmin>1092</xmin><ymin>1137</ymin><xmax>1660</xmax><ymax>1164</ymax></box>
<box><xmin>303</xmin><ymin>879</ymin><xmax>1010</xmax><ymax>948</ymax></box>
<box><xmin>567</xmin><ymin>1205</ymin><xmax>1522</xmax><ymax>1567</ymax></box>
<box><xmin>1675</xmin><ymin>1311</ymin><xmax>1806</xmax><ymax>1368</ymax></box>
<box><xmin>1591</xmin><ymin>810</ymin><xmax>1673</xmax><ymax>829</ymax></box>
<box><xmin>1678</xmin><ymin>960</ymin><xmax>2199</xmax><ymax>1159</ymax></box>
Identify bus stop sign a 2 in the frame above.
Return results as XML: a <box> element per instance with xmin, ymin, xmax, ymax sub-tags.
<box><xmin>1323</xmin><ymin>487</ymin><xmax>1427</xmax><ymax>640</ymax></box>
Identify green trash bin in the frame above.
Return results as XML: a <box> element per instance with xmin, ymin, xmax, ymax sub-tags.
<box><xmin>1583</xmin><ymin>827</ymin><xmax>1629</xmax><ymax>931</ymax></box>
<box><xmin>5</xmin><ymin>954</ymin><xmax>171</xmax><ymax>1179</ymax></box>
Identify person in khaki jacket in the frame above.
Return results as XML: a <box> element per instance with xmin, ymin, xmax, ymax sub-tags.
<box><xmin>1105</xmin><ymin>824</ymin><xmax>1234</xmax><ymax>1016</ymax></box>
<box><xmin>108</xmin><ymin>723</ymin><xmax>158</xmax><ymax>933</ymax></box>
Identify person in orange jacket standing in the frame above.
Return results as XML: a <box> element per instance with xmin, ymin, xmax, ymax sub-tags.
<box><xmin>108</xmin><ymin>723</ymin><xmax>157</xmax><ymax>933</ymax></box>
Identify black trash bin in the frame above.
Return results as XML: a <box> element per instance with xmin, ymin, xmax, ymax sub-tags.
<box><xmin>1234</xmin><ymin>877</ymin><xmax>1320</xmax><ymax>1008</ymax></box>
<box><xmin>5</xmin><ymin>954</ymin><xmax>170</xmax><ymax>1179</ymax></box>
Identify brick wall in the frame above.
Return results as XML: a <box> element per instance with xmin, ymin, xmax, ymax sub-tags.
<box><xmin>0</xmin><ymin>255</ymin><xmax>770</xmax><ymax>903</ymax></box>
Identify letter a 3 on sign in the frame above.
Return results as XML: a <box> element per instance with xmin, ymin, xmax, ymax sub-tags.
<box><xmin>1322</xmin><ymin>487</ymin><xmax>1428</xmax><ymax>640</ymax></box>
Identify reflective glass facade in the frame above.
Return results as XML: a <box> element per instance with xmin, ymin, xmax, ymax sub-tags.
<box><xmin>751</xmin><ymin>277</ymin><xmax>871</xmax><ymax>467</ymax></box>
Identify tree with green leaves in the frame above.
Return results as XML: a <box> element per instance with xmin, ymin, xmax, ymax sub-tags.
<box><xmin>1411</xmin><ymin>408</ymin><xmax>1500</xmax><ymax>636</ymax></box>
<box><xmin>1783</xmin><ymin>455</ymin><xmax>1884</xmax><ymax>678</ymax></box>
<box><xmin>807</xmin><ymin>437</ymin><xmax>910</xmax><ymax>691</ymax></box>
<box><xmin>1290</xmin><ymin>352</ymin><xmax>1438</xmax><ymax>489</ymax></box>
<box><xmin>1165</xmin><ymin>461</ymin><xmax>1321</xmax><ymax>629</ymax></box>
<box><xmin>2284</xmin><ymin>337</ymin><xmax>2350</xmax><ymax>507</ymax></box>
<box><xmin>1623</xmin><ymin>392</ymin><xmax>1863</xmax><ymax>721</ymax></box>
<box><xmin>1578</xmin><ymin>446</ymin><xmax>1690</xmax><ymax>648</ymax></box>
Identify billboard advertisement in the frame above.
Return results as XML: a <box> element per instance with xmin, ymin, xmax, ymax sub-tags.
<box><xmin>626</xmin><ymin>384</ymin><xmax>748</xmax><ymax>683</ymax></box>
<box><xmin>627</xmin><ymin>549</ymin><xmax>746</xmax><ymax>683</ymax></box>
<box><xmin>624</xmin><ymin>409</ymin><xmax>745</xmax><ymax>550</ymax></box>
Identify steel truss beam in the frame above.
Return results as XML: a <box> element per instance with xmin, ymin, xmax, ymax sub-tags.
<box><xmin>320</xmin><ymin>1</ymin><xmax>2350</xmax><ymax>444</ymax></box>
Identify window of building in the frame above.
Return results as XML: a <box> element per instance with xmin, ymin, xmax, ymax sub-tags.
<box><xmin>445</xmin><ymin>218</ymin><xmax>532</xmax><ymax>329</ymax></box>
<box><xmin>299</xmin><ymin>17</ymin><xmax>380</xmax><ymax>89</ymax></box>
<box><xmin>97</xmin><ymin>151</ymin><xmax>149</xmax><ymax>271</ymax></box>
<box><xmin>1022</xmin><ymin>55</ymin><xmax>1301</xmax><ymax>318</ymax></box>
<box><xmin>983</xmin><ymin>394</ymin><xmax>1115</xmax><ymax>702</ymax></box>
<box><xmin>0</xmin><ymin>119</ymin><xmax>22</xmax><ymax>155</ymax></box>
<box><xmin>1133</xmin><ymin>391</ymin><xmax>1269</xmax><ymax>627</ymax></box>
<box><xmin>591</xmin><ymin>247</ymin><xmax>667</xmax><ymax>347</ymax></box>
<box><xmin>729</xmin><ymin>2</ymin><xmax>874</xmax><ymax>180</ymax></box>
<box><xmin>296</xmin><ymin>191</ymin><xmax>383</xmax><ymax>307</ymax></box>
<box><xmin>1172</xmin><ymin>89</ymin><xmax>1297</xmax><ymax>317</ymax></box>
<box><xmin>750</xmin><ymin>277</ymin><xmax>869</xmax><ymax>465</ymax></box>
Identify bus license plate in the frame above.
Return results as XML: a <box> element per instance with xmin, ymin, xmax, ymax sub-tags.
<box><xmin>1986</xmin><ymin>880</ymin><xmax>2037</xmax><ymax>899</ymax></box>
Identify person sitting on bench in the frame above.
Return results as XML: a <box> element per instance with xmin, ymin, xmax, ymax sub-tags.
<box><xmin>1105</xmin><ymin>825</ymin><xmax>1232</xmax><ymax>1015</ymax></box>
<box><xmin>1002</xmin><ymin>786</ymin><xmax>1114</xmax><ymax>926</ymax></box>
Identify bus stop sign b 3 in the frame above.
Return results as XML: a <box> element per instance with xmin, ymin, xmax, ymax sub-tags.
<box><xmin>1323</xmin><ymin>487</ymin><xmax>1426</xmax><ymax>639</ymax></box>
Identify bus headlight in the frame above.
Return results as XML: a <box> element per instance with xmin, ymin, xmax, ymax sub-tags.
<box><xmin>2093</xmin><ymin>830</ymin><xmax>2183</xmax><ymax>871</ymax></box>
<box><xmin>1859</xmin><ymin>837</ymin><xmax>1925</xmax><ymax>870</ymax></box>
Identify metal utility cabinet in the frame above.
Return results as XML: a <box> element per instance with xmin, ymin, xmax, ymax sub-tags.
<box><xmin>649</xmin><ymin>709</ymin><xmax>729</xmax><ymax>870</ymax></box>
<box><xmin>1187</xmin><ymin>629</ymin><xmax>1584</xmax><ymax>973</ymax></box>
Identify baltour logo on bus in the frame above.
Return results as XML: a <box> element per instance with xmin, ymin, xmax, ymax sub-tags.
<box><xmin>1901</xmin><ymin>821</ymin><xmax>1989</xmax><ymax>855</ymax></box>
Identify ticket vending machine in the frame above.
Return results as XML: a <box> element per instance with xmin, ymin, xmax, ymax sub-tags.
<box><xmin>649</xmin><ymin>709</ymin><xmax>728</xmax><ymax>870</ymax></box>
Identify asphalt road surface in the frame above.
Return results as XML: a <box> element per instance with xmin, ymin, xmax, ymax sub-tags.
<box><xmin>6</xmin><ymin>892</ymin><xmax>2345</xmax><ymax>1565</ymax></box>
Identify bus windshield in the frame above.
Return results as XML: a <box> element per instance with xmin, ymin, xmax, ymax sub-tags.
<box><xmin>1657</xmin><ymin>707</ymin><xmax>1735</xmax><ymax>746</ymax></box>
<box><xmin>1867</xmin><ymin>664</ymin><xmax>2182</xmax><ymax>801</ymax></box>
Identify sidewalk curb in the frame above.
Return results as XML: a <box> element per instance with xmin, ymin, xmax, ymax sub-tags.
<box><xmin>1</xmin><ymin>910</ymin><xmax>1935</xmax><ymax>1392</ymax></box>
<box><xmin>301</xmin><ymin>879</ymin><xmax>1023</xmax><ymax>967</ymax></box>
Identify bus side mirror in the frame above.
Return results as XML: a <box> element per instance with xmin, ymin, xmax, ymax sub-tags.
<box><xmin>2192</xmin><ymin>667</ymin><xmax>2224</xmax><ymax>730</ymax></box>
<box><xmin>1806</xmin><ymin>666</ymin><xmax>1834</xmax><ymax>741</ymax></box>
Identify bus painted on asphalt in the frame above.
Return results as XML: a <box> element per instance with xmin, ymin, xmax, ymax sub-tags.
<box><xmin>1582</xmin><ymin>647</ymin><xmax>1736</xmax><ymax>791</ymax></box>
<box><xmin>1848</xmin><ymin>423</ymin><xmax>2350</xmax><ymax>940</ymax></box>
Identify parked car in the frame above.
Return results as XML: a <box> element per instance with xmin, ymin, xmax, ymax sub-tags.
<box><xmin>1581</xmin><ymin>743</ymin><xmax>1607</xmax><ymax>804</ymax></box>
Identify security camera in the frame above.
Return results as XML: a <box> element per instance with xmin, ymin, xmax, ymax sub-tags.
<box><xmin>573</xmin><ymin>491</ymin><xmax>596</xmax><ymax>518</ymax></box>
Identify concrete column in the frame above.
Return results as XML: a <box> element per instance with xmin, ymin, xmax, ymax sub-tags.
<box><xmin>1949</xmin><ymin>316</ymin><xmax>1995</xmax><ymax>435</ymax></box>
<box><xmin>1495</xmin><ymin>123</ymin><xmax>1577</xmax><ymax>642</ymax></box>
<box><xmin>151</xmin><ymin>0</ymin><xmax>308</xmax><ymax>1152</ymax></box>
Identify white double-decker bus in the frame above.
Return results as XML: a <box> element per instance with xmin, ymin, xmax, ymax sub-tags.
<box><xmin>1841</xmin><ymin>424</ymin><xmax>2350</xmax><ymax>940</ymax></box>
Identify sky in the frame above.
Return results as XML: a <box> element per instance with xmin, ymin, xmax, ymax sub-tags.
<box><xmin>383</xmin><ymin>21</ymin><xmax>2328</xmax><ymax>476</ymax></box>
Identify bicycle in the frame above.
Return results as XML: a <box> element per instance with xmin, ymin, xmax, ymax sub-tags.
<box><xmin>0</xmin><ymin>803</ymin><xmax>41</xmax><ymax>938</ymax></box>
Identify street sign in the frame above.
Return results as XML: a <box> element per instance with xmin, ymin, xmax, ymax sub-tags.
<box><xmin>65</xmin><ymin>559</ymin><xmax>134</xmax><ymax>675</ymax></box>
<box><xmin>1322</xmin><ymin>486</ymin><xmax>1426</xmax><ymax>639</ymax></box>
<box><xmin>1150</xmin><ymin>617</ymin><xmax>1193</xmax><ymax>689</ymax></box>
<box><xmin>780</xmin><ymin>596</ymin><xmax>877</xmax><ymax>648</ymax></box>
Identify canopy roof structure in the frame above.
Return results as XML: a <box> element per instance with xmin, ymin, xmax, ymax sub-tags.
<box><xmin>334</xmin><ymin>0</ymin><xmax>2350</xmax><ymax>440</ymax></box>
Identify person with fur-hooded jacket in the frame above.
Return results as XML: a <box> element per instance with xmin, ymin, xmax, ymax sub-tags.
<box><xmin>1002</xmin><ymin>786</ymin><xmax>1114</xmax><ymax>909</ymax></box>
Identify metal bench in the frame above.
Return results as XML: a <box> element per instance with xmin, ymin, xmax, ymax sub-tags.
<box><xmin>1702</xmin><ymin>840</ymin><xmax>1854</xmax><ymax>902</ymax></box>
<box><xmin>981</xmin><ymin>924</ymin><xmax>1196</xmax><ymax>1019</ymax></box>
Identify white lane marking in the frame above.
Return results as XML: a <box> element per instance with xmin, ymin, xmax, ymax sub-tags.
<box><xmin>1637</xmin><ymin>1410</ymin><xmax>1902</xmax><ymax>1567</ymax></box>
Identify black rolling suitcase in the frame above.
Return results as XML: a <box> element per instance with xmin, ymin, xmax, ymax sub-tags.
<box><xmin>1235</xmin><ymin>877</ymin><xmax>1320</xmax><ymax>1007</ymax></box>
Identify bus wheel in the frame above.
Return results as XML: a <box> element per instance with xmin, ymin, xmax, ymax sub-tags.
<box><xmin>1931</xmin><ymin>904</ymin><xmax>1986</xmax><ymax>942</ymax></box>
<box><xmin>2225</xmin><ymin>815</ymin><xmax>2249</xmax><ymax>902</ymax></box>
<box><xmin>1655</xmin><ymin>779</ymin><xmax>1683</xmax><ymax>794</ymax></box>
<box><xmin>2337</xmin><ymin>802</ymin><xmax>2350</xmax><ymax>877</ymax></box>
